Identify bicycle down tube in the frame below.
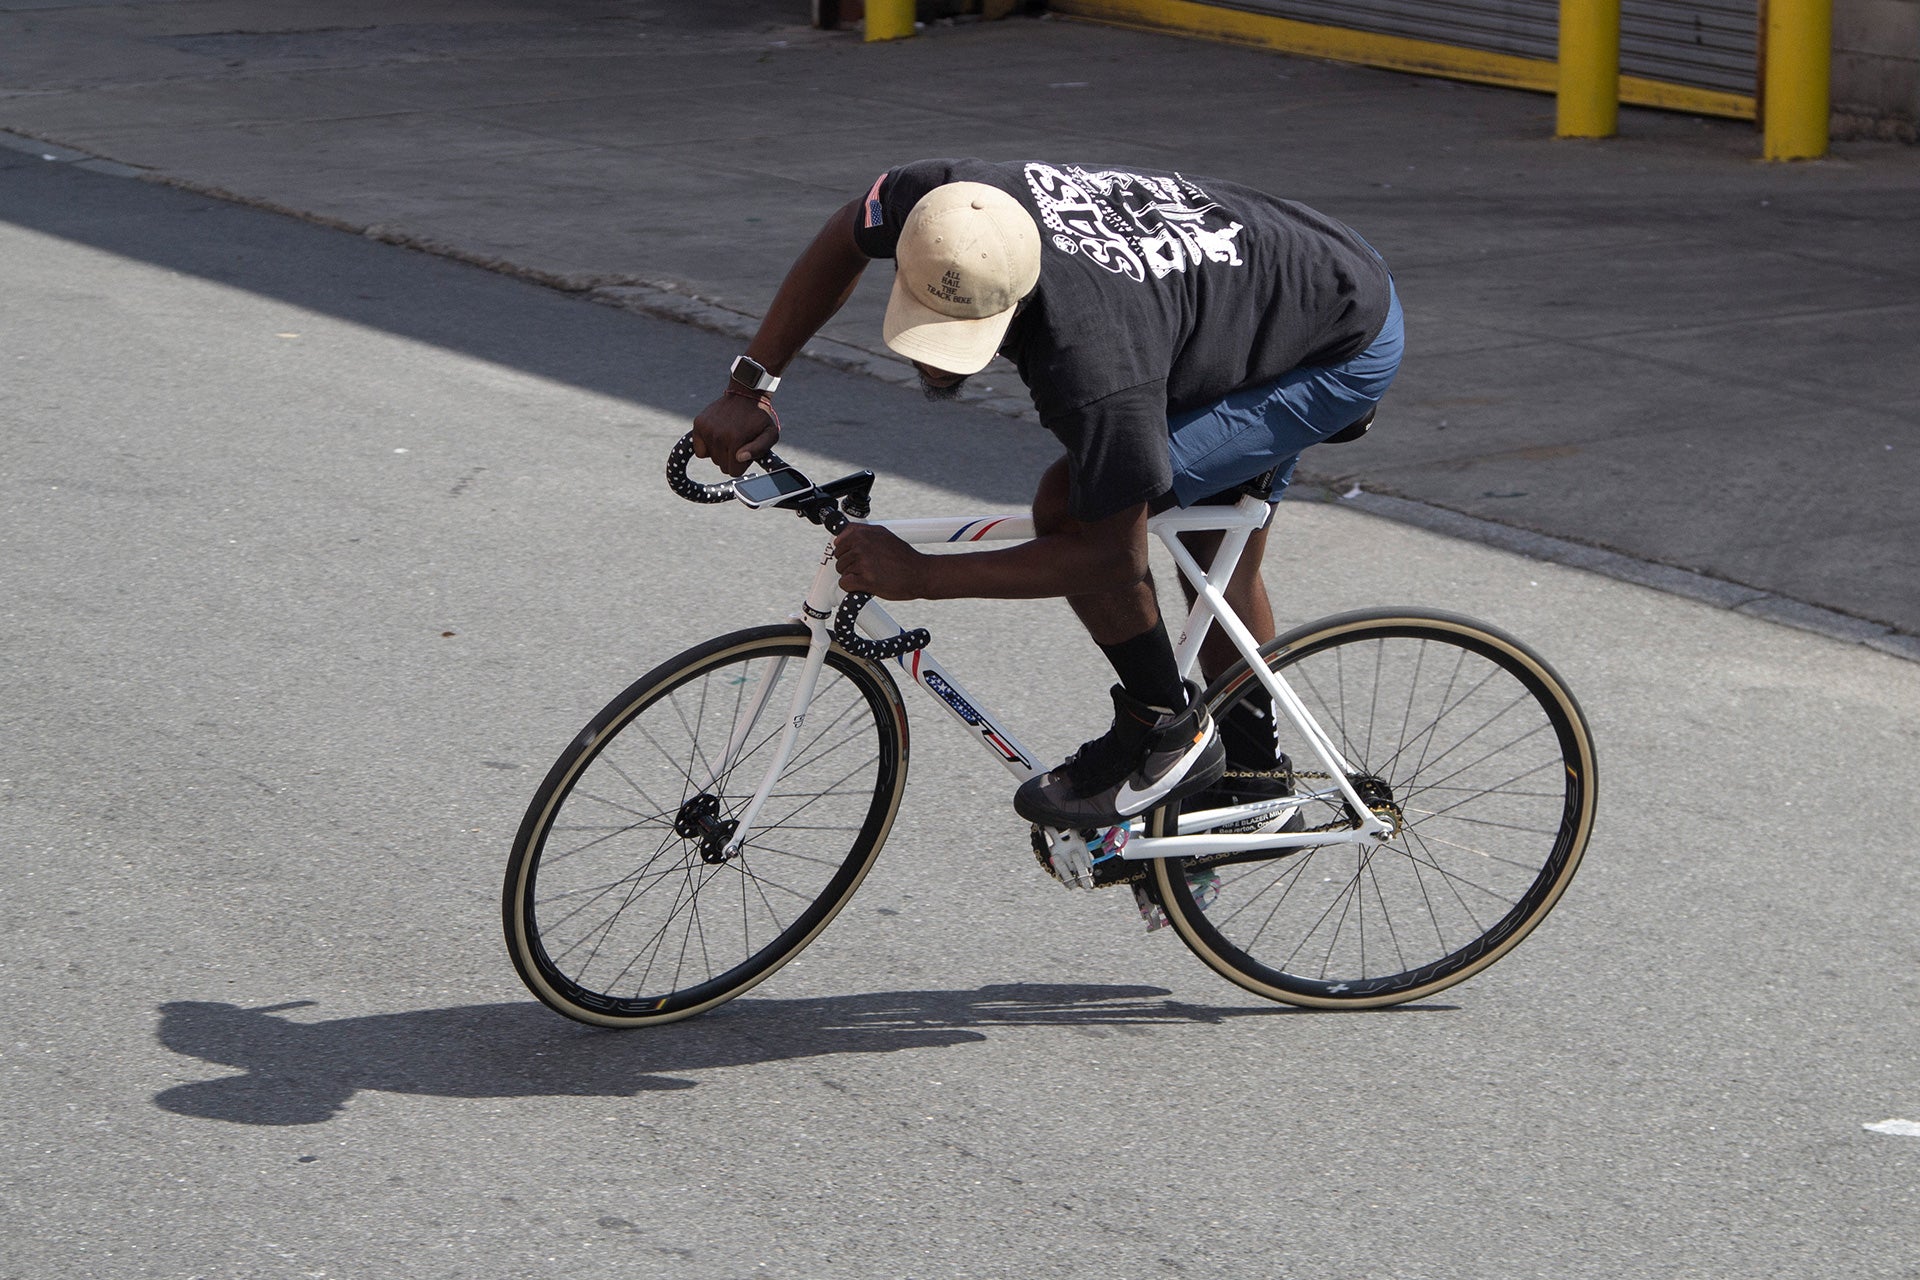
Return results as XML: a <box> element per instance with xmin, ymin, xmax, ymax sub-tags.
<box><xmin>716</xmin><ymin>516</ymin><xmax>1042</xmax><ymax>859</ymax></box>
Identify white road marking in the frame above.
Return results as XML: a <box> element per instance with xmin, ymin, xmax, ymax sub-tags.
<box><xmin>1863</xmin><ymin>1119</ymin><xmax>1920</xmax><ymax>1137</ymax></box>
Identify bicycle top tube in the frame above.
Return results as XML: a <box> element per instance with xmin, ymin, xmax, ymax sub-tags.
<box><xmin>875</xmin><ymin>501</ymin><xmax>1269</xmax><ymax>546</ymax></box>
<box><xmin>665</xmin><ymin>431</ymin><xmax>1274</xmax><ymax>665</ymax></box>
<box><xmin>666</xmin><ymin>431</ymin><xmax>1269</xmax><ymax>539</ymax></box>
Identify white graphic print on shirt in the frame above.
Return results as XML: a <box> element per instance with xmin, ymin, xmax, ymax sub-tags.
<box><xmin>1022</xmin><ymin>163</ymin><xmax>1245</xmax><ymax>284</ymax></box>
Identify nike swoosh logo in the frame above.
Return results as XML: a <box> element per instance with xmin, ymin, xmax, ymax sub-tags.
<box><xmin>1113</xmin><ymin>733</ymin><xmax>1215</xmax><ymax>815</ymax></box>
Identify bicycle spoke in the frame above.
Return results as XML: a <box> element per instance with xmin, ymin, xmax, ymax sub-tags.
<box><xmin>1157</xmin><ymin>615</ymin><xmax>1592</xmax><ymax>1007</ymax></box>
<box><xmin>508</xmin><ymin>631</ymin><xmax>904</xmax><ymax>1024</ymax></box>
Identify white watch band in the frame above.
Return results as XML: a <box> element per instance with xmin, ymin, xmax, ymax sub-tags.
<box><xmin>730</xmin><ymin>356</ymin><xmax>781</xmax><ymax>394</ymax></box>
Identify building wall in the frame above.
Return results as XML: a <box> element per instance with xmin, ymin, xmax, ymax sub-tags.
<box><xmin>1834</xmin><ymin>0</ymin><xmax>1920</xmax><ymax>138</ymax></box>
<box><xmin>1047</xmin><ymin>0</ymin><xmax>1916</xmax><ymax>141</ymax></box>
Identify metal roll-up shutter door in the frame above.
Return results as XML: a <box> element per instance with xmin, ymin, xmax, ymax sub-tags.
<box><xmin>1216</xmin><ymin>0</ymin><xmax>1755</xmax><ymax>95</ymax></box>
<box><xmin>1621</xmin><ymin>0</ymin><xmax>1755</xmax><ymax>94</ymax></box>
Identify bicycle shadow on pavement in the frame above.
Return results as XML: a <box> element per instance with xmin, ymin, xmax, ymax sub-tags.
<box><xmin>155</xmin><ymin>983</ymin><xmax>1437</xmax><ymax>1127</ymax></box>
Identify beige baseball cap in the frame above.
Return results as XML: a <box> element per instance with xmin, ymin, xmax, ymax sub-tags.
<box><xmin>882</xmin><ymin>181</ymin><xmax>1041</xmax><ymax>376</ymax></box>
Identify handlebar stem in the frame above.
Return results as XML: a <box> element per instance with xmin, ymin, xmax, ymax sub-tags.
<box><xmin>667</xmin><ymin>432</ymin><xmax>927</xmax><ymax>662</ymax></box>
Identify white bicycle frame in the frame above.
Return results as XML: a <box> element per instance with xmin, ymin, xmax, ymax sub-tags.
<box><xmin>717</xmin><ymin>495</ymin><xmax>1396</xmax><ymax>877</ymax></box>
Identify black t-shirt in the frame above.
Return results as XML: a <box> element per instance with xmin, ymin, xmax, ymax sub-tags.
<box><xmin>852</xmin><ymin>159</ymin><xmax>1392</xmax><ymax>520</ymax></box>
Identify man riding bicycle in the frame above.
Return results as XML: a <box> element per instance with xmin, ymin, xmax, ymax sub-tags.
<box><xmin>691</xmin><ymin>159</ymin><xmax>1402</xmax><ymax>832</ymax></box>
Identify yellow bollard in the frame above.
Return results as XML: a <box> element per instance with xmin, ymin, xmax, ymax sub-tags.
<box><xmin>1763</xmin><ymin>0</ymin><xmax>1832</xmax><ymax>159</ymax></box>
<box><xmin>1557</xmin><ymin>0</ymin><xmax>1621</xmax><ymax>138</ymax></box>
<box><xmin>865</xmin><ymin>0</ymin><xmax>916</xmax><ymax>41</ymax></box>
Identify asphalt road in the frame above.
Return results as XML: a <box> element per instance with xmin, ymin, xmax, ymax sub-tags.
<box><xmin>6</xmin><ymin>0</ymin><xmax>1918</xmax><ymax>646</ymax></box>
<box><xmin>4</xmin><ymin>154</ymin><xmax>1918</xmax><ymax>1279</ymax></box>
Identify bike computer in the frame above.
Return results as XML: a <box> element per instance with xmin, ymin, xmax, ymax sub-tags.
<box><xmin>732</xmin><ymin>467</ymin><xmax>816</xmax><ymax>509</ymax></box>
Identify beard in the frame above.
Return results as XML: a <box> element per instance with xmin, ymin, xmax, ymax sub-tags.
<box><xmin>918</xmin><ymin>370</ymin><xmax>968</xmax><ymax>401</ymax></box>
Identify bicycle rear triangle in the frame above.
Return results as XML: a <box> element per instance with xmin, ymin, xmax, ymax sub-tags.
<box><xmin>501</xmin><ymin>438</ymin><xmax>1597</xmax><ymax>1027</ymax></box>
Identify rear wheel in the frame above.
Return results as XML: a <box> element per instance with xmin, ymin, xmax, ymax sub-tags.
<box><xmin>1150</xmin><ymin>609</ymin><xmax>1596</xmax><ymax>1008</ymax></box>
<box><xmin>504</xmin><ymin>625</ymin><xmax>908</xmax><ymax>1027</ymax></box>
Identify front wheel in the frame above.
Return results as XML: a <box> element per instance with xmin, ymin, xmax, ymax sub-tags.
<box><xmin>504</xmin><ymin>625</ymin><xmax>909</xmax><ymax>1027</ymax></box>
<box><xmin>1149</xmin><ymin>609</ymin><xmax>1597</xmax><ymax>1009</ymax></box>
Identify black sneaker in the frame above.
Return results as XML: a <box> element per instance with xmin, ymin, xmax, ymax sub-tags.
<box><xmin>1014</xmin><ymin>682</ymin><xmax>1225</xmax><ymax>828</ymax></box>
<box><xmin>1188</xmin><ymin>697</ymin><xmax>1298</xmax><ymax>821</ymax></box>
<box><xmin>1194</xmin><ymin>760</ymin><xmax>1296</xmax><ymax>809</ymax></box>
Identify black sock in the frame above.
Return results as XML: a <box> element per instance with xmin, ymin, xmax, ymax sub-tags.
<box><xmin>1098</xmin><ymin>620</ymin><xmax>1186</xmax><ymax>712</ymax></box>
<box><xmin>1219</xmin><ymin>695</ymin><xmax>1279</xmax><ymax>769</ymax></box>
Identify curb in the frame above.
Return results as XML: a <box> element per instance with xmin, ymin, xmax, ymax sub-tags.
<box><xmin>1293</xmin><ymin>483</ymin><xmax>1920</xmax><ymax>661</ymax></box>
<box><xmin>9</xmin><ymin>127</ymin><xmax>1914</xmax><ymax>663</ymax></box>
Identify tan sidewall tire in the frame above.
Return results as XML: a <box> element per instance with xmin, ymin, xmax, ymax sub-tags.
<box><xmin>1150</xmin><ymin>609</ymin><xmax>1597</xmax><ymax>1009</ymax></box>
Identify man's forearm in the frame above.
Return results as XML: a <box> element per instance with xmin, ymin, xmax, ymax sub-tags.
<box><xmin>693</xmin><ymin>198</ymin><xmax>869</xmax><ymax>473</ymax></box>
<box><xmin>918</xmin><ymin>531</ymin><xmax>1148</xmax><ymax>602</ymax></box>
<box><xmin>746</xmin><ymin>198</ymin><xmax>869</xmax><ymax>374</ymax></box>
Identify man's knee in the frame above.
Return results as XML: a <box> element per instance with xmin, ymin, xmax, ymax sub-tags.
<box><xmin>1031</xmin><ymin>457</ymin><xmax>1074</xmax><ymax>536</ymax></box>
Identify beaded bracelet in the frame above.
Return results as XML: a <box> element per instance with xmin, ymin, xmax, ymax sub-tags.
<box><xmin>723</xmin><ymin>384</ymin><xmax>781</xmax><ymax>432</ymax></box>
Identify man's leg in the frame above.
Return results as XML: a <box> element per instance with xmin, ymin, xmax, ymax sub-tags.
<box><xmin>1033</xmin><ymin>458</ymin><xmax>1185</xmax><ymax>707</ymax></box>
<box><xmin>1173</xmin><ymin>521</ymin><xmax>1276</xmax><ymax>683</ymax></box>
<box><xmin>1157</xmin><ymin>279</ymin><xmax>1403</xmax><ymax>808</ymax></box>
<box><xmin>1013</xmin><ymin>459</ymin><xmax>1224</xmax><ymax>828</ymax></box>
<box><xmin>1169</xmin><ymin>518</ymin><xmax>1293</xmax><ymax>809</ymax></box>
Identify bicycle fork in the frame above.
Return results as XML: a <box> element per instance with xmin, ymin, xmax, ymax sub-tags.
<box><xmin>708</xmin><ymin>541</ymin><xmax>854</xmax><ymax>861</ymax></box>
<box><xmin>711</xmin><ymin>528</ymin><xmax>1056</xmax><ymax>862</ymax></box>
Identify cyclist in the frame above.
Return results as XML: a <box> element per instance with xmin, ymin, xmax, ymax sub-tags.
<box><xmin>691</xmin><ymin>159</ymin><xmax>1402</xmax><ymax>830</ymax></box>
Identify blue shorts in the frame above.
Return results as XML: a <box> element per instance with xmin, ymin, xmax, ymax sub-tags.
<box><xmin>1165</xmin><ymin>279</ymin><xmax>1403</xmax><ymax>507</ymax></box>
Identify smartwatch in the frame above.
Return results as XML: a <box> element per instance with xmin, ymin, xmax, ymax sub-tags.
<box><xmin>729</xmin><ymin>355</ymin><xmax>781</xmax><ymax>394</ymax></box>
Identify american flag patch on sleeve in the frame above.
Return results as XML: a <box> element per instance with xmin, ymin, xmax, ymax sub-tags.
<box><xmin>862</xmin><ymin>172</ymin><xmax>886</xmax><ymax>228</ymax></box>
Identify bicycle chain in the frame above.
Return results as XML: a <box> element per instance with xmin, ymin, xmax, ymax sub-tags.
<box><xmin>1211</xmin><ymin>768</ymin><xmax>1368</xmax><ymax>836</ymax></box>
<box><xmin>1028</xmin><ymin>766</ymin><xmax>1376</xmax><ymax>890</ymax></box>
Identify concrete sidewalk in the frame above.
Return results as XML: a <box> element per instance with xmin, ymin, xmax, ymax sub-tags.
<box><xmin>3</xmin><ymin>0</ymin><xmax>1916</xmax><ymax>652</ymax></box>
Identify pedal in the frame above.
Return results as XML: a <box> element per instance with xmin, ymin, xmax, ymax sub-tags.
<box><xmin>1134</xmin><ymin>882</ymin><xmax>1170</xmax><ymax>931</ymax></box>
<box><xmin>1029</xmin><ymin>824</ymin><xmax>1137</xmax><ymax>890</ymax></box>
<box><xmin>1133</xmin><ymin>867</ymin><xmax>1221</xmax><ymax>933</ymax></box>
<box><xmin>1030</xmin><ymin>824</ymin><xmax>1091</xmax><ymax>888</ymax></box>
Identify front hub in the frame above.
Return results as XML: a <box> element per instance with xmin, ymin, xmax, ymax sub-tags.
<box><xmin>674</xmin><ymin>793</ymin><xmax>740</xmax><ymax>864</ymax></box>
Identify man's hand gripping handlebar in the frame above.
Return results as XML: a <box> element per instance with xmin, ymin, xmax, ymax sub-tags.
<box><xmin>666</xmin><ymin>433</ymin><xmax>931</xmax><ymax>663</ymax></box>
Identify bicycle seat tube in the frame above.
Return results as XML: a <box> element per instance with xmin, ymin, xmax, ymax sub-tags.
<box><xmin>1148</xmin><ymin>499</ymin><xmax>1394</xmax><ymax>846</ymax></box>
